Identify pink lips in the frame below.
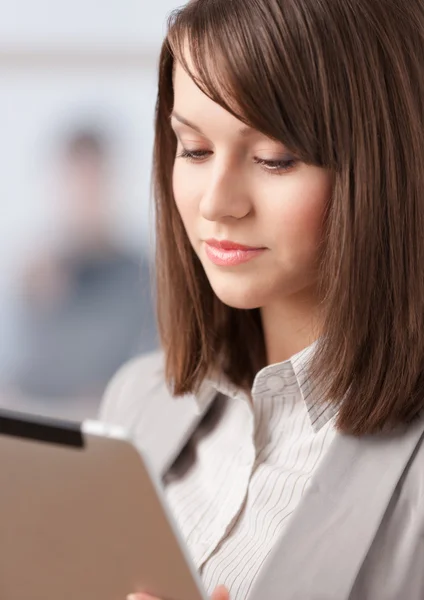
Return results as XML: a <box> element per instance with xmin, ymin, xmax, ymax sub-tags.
<box><xmin>204</xmin><ymin>239</ymin><xmax>266</xmax><ymax>266</ymax></box>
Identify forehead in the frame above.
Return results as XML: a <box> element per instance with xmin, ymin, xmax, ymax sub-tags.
<box><xmin>172</xmin><ymin>60</ymin><xmax>257</xmax><ymax>140</ymax></box>
<box><xmin>173</xmin><ymin>60</ymin><xmax>205</xmax><ymax>102</ymax></box>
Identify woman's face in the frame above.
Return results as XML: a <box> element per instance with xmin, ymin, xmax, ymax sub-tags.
<box><xmin>171</xmin><ymin>60</ymin><xmax>333</xmax><ymax>310</ymax></box>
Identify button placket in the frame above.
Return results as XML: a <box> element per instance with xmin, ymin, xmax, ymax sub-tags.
<box><xmin>194</xmin><ymin>395</ymin><xmax>255</xmax><ymax>568</ymax></box>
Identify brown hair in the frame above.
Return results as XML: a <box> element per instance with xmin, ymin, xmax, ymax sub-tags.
<box><xmin>152</xmin><ymin>0</ymin><xmax>424</xmax><ymax>435</ymax></box>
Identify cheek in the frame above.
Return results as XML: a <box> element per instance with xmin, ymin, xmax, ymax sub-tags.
<box><xmin>284</xmin><ymin>197</ymin><xmax>325</xmax><ymax>240</ymax></box>
<box><xmin>271</xmin><ymin>172</ymin><xmax>331</xmax><ymax>261</ymax></box>
<box><xmin>172</xmin><ymin>166</ymin><xmax>196</xmax><ymax>233</ymax></box>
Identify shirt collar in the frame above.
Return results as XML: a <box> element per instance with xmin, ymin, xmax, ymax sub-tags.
<box><xmin>290</xmin><ymin>342</ymin><xmax>338</xmax><ymax>432</ymax></box>
<box><xmin>196</xmin><ymin>340</ymin><xmax>338</xmax><ymax>433</ymax></box>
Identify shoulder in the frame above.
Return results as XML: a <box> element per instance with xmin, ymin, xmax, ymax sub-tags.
<box><xmin>98</xmin><ymin>350</ymin><xmax>169</xmax><ymax>430</ymax></box>
<box><xmin>403</xmin><ymin>420</ymin><xmax>424</xmax><ymax>498</ymax></box>
<box><xmin>385</xmin><ymin>417</ymin><xmax>424</xmax><ymax>525</ymax></box>
<box><xmin>98</xmin><ymin>350</ymin><xmax>216</xmax><ymax>477</ymax></box>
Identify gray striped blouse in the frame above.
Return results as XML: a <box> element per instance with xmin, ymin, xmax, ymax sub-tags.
<box><xmin>164</xmin><ymin>343</ymin><xmax>337</xmax><ymax>600</ymax></box>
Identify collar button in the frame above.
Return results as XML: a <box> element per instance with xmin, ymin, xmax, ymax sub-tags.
<box><xmin>265</xmin><ymin>374</ymin><xmax>285</xmax><ymax>393</ymax></box>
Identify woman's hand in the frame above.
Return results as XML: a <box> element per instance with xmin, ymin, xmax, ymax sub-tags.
<box><xmin>127</xmin><ymin>585</ymin><xmax>230</xmax><ymax>600</ymax></box>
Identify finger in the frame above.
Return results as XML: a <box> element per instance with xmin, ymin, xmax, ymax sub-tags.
<box><xmin>127</xmin><ymin>594</ymin><xmax>159</xmax><ymax>600</ymax></box>
<box><xmin>211</xmin><ymin>585</ymin><xmax>230</xmax><ymax>600</ymax></box>
<box><xmin>126</xmin><ymin>587</ymin><xmax>230</xmax><ymax>600</ymax></box>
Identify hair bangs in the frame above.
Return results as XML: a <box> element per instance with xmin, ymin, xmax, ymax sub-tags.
<box><xmin>166</xmin><ymin>0</ymin><xmax>330</xmax><ymax>168</ymax></box>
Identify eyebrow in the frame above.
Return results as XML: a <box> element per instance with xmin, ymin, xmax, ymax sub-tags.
<box><xmin>170</xmin><ymin>110</ymin><xmax>255</xmax><ymax>138</ymax></box>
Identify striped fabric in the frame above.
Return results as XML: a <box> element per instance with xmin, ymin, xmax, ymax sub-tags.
<box><xmin>164</xmin><ymin>343</ymin><xmax>337</xmax><ymax>600</ymax></box>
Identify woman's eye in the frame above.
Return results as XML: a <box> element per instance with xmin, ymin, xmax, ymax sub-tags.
<box><xmin>176</xmin><ymin>149</ymin><xmax>211</xmax><ymax>162</ymax></box>
<box><xmin>176</xmin><ymin>148</ymin><xmax>297</xmax><ymax>175</ymax></box>
<box><xmin>253</xmin><ymin>157</ymin><xmax>297</xmax><ymax>174</ymax></box>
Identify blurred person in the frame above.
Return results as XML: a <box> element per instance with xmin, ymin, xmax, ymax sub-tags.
<box><xmin>96</xmin><ymin>0</ymin><xmax>424</xmax><ymax>599</ymax></box>
<box><xmin>8</xmin><ymin>127</ymin><xmax>157</xmax><ymax>406</ymax></box>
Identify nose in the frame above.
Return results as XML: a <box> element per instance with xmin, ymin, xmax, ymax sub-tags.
<box><xmin>199</xmin><ymin>164</ymin><xmax>252</xmax><ymax>222</ymax></box>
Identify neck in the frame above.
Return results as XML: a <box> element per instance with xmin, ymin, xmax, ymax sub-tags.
<box><xmin>260</xmin><ymin>287</ymin><xmax>322</xmax><ymax>365</ymax></box>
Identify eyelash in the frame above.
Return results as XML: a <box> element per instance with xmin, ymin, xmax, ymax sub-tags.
<box><xmin>176</xmin><ymin>149</ymin><xmax>297</xmax><ymax>175</ymax></box>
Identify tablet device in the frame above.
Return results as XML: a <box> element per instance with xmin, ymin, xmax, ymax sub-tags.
<box><xmin>0</xmin><ymin>408</ymin><xmax>208</xmax><ymax>600</ymax></box>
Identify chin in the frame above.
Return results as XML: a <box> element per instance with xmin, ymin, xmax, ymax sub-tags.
<box><xmin>209</xmin><ymin>279</ymin><xmax>266</xmax><ymax>310</ymax></box>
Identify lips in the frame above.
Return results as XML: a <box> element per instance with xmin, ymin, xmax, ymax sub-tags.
<box><xmin>204</xmin><ymin>239</ymin><xmax>266</xmax><ymax>266</ymax></box>
<box><xmin>205</xmin><ymin>239</ymin><xmax>265</xmax><ymax>251</ymax></box>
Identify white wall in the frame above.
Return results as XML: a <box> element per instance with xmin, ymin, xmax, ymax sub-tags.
<box><xmin>0</xmin><ymin>0</ymin><xmax>185</xmax><ymax>285</ymax></box>
<box><xmin>0</xmin><ymin>0</ymin><xmax>182</xmax><ymax>48</ymax></box>
<box><xmin>0</xmin><ymin>2</ymin><xmax>188</xmax><ymax>412</ymax></box>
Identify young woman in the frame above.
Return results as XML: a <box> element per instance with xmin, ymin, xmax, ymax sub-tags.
<box><xmin>100</xmin><ymin>0</ymin><xmax>424</xmax><ymax>598</ymax></box>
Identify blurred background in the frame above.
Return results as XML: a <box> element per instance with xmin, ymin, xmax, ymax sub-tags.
<box><xmin>0</xmin><ymin>0</ymin><xmax>182</xmax><ymax>421</ymax></box>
